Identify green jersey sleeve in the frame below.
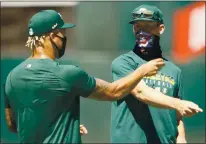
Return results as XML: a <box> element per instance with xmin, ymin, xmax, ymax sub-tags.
<box><xmin>72</xmin><ymin>67</ymin><xmax>96</xmax><ymax>98</ymax></box>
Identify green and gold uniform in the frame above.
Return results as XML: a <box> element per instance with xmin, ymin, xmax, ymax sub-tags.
<box><xmin>111</xmin><ymin>51</ymin><xmax>183</xmax><ymax>143</ymax></box>
<box><xmin>5</xmin><ymin>58</ymin><xmax>96</xmax><ymax>143</ymax></box>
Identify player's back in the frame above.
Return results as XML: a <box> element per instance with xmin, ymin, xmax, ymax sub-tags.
<box><xmin>5</xmin><ymin>58</ymin><xmax>82</xmax><ymax>143</ymax></box>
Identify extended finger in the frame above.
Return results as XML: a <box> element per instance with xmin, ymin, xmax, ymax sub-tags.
<box><xmin>191</xmin><ymin>107</ymin><xmax>203</xmax><ymax>112</ymax></box>
<box><xmin>189</xmin><ymin>103</ymin><xmax>203</xmax><ymax>112</ymax></box>
<box><xmin>156</xmin><ymin>61</ymin><xmax>165</xmax><ymax>67</ymax></box>
<box><xmin>154</xmin><ymin>58</ymin><xmax>164</xmax><ymax>62</ymax></box>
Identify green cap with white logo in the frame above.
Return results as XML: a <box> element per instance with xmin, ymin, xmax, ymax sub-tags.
<box><xmin>129</xmin><ymin>4</ymin><xmax>164</xmax><ymax>24</ymax></box>
<box><xmin>28</xmin><ymin>10</ymin><xmax>75</xmax><ymax>36</ymax></box>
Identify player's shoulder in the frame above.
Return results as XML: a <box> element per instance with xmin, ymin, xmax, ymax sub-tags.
<box><xmin>5</xmin><ymin>71</ymin><xmax>12</xmax><ymax>85</ymax></box>
<box><xmin>5</xmin><ymin>60</ymin><xmax>27</xmax><ymax>92</ymax></box>
<box><xmin>7</xmin><ymin>59</ymin><xmax>28</xmax><ymax>77</ymax></box>
<box><xmin>163</xmin><ymin>58</ymin><xmax>182</xmax><ymax>73</ymax></box>
<box><xmin>112</xmin><ymin>51</ymin><xmax>137</xmax><ymax>67</ymax></box>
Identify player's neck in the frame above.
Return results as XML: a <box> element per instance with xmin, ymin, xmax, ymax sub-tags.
<box><xmin>30</xmin><ymin>46</ymin><xmax>56</xmax><ymax>60</ymax></box>
<box><xmin>133</xmin><ymin>45</ymin><xmax>162</xmax><ymax>61</ymax></box>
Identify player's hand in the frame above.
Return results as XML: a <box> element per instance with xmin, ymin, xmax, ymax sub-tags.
<box><xmin>80</xmin><ymin>124</ymin><xmax>88</xmax><ymax>136</ymax></box>
<box><xmin>176</xmin><ymin>100</ymin><xmax>203</xmax><ymax>117</ymax></box>
<box><xmin>141</xmin><ymin>58</ymin><xmax>165</xmax><ymax>76</ymax></box>
<box><xmin>176</xmin><ymin>136</ymin><xmax>187</xmax><ymax>143</ymax></box>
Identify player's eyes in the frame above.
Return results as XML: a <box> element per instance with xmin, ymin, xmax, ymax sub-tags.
<box><xmin>134</xmin><ymin>27</ymin><xmax>140</xmax><ymax>32</ymax></box>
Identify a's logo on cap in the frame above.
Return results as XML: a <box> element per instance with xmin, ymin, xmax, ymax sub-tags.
<box><xmin>29</xmin><ymin>28</ymin><xmax>34</xmax><ymax>36</ymax></box>
<box><xmin>52</xmin><ymin>23</ymin><xmax>58</xmax><ymax>29</ymax></box>
<box><xmin>139</xmin><ymin>8</ymin><xmax>147</xmax><ymax>13</ymax></box>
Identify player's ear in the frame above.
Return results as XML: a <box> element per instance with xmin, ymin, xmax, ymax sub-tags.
<box><xmin>159</xmin><ymin>24</ymin><xmax>165</xmax><ymax>35</ymax></box>
<box><xmin>49</xmin><ymin>32</ymin><xmax>55</xmax><ymax>39</ymax></box>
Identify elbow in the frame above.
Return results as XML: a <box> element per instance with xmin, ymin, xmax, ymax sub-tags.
<box><xmin>108</xmin><ymin>83</ymin><xmax>126</xmax><ymax>101</ymax></box>
<box><xmin>108</xmin><ymin>88</ymin><xmax>124</xmax><ymax>101</ymax></box>
<box><xmin>132</xmin><ymin>90</ymin><xmax>147</xmax><ymax>102</ymax></box>
<box><xmin>137</xmin><ymin>92</ymin><xmax>146</xmax><ymax>101</ymax></box>
<box><xmin>112</xmin><ymin>92</ymin><xmax>124</xmax><ymax>101</ymax></box>
<box><xmin>107</xmin><ymin>91</ymin><xmax>126</xmax><ymax>101</ymax></box>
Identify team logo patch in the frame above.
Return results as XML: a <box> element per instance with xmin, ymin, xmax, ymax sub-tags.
<box><xmin>143</xmin><ymin>73</ymin><xmax>176</xmax><ymax>94</ymax></box>
<box><xmin>138</xmin><ymin>8</ymin><xmax>147</xmax><ymax>13</ymax></box>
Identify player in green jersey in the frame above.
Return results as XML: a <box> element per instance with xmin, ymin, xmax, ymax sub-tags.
<box><xmin>4</xmin><ymin>9</ymin><xmax>202</xmax><ymax>143</ymax></box>
<box><xmin>4</xmin><ymin>9</ymin><xmax>166</xmax><ymax>143</ymax></box>
<box><xmin>111</xmin><ymin>4</ymin><xmax>202</xmax><ymax>143</ymax></box>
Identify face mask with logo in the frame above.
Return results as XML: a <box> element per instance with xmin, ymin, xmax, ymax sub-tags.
<box><xmin>135</xmin><ymin>30</ymin><xmax>155</xmax><ymax>48</ymax></box>
<box><xmin>133</xmin><ymin>30</ymin><xmax>162</xmax><ymax>60</ymax></box>
<box><xmin>50</xmin><ymin>34</ymin><xmax>67</xmax><ymax>58</ymax></box>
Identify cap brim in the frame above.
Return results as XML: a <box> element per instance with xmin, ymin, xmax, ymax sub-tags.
<box><xmin>129</xmin><ymin>18</ymin><xmax>157</xmax><ymax>24</ymax></box>
<box><xmin>60</xmin><ymin>23</ymin><xmax>76</xmax><ymax>28</ymax></box>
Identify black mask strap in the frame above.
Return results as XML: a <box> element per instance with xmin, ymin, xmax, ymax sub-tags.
<box><xmin>50</xmin><ymin>34</ymin><xmax>67</xmax><ymax>58</ymax></box>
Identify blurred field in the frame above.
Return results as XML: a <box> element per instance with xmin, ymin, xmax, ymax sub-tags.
<box><xmin>1</xmin><ymin>1</ymin><xmax>205</xmax><ymax>143</ymax></box>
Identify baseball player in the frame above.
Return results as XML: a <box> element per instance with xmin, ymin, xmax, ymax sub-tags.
<box><xmin>110</xmin><ymin>4</ymin><xmax>202</xmax><ymax>143</ymax></box>
<box><xmin>4</xmin><ymin>9</ymin><xmax>166</xmax><ymax>143</ymax></box>
<box><xmin>4</xmin><ymin>9</ymin><xmax>202</xmax><ymax>143</ymax></box>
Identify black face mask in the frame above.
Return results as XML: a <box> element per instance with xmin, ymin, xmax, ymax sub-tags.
<box><xmin>50</xmin><ymin>34</ymin><xmax>67</xmax><ymax>59</ymax></box>
<box><xmin>133</xmin><ymin>30</ymin><xmax>162</xmax><ymax>61</ymax></box>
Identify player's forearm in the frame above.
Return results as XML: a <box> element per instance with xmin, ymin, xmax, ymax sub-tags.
<box><xmin>132</xmin><ymin>82</ymin><xmax>179</xmax><ymax>109</ymax></box>
<box><xmin>109</xmin><ymin>66</ymin><xmax>146</xmax><ymax>100</ymax></box>
<box><xmin>177</xmin><ymin>112</ymin><xmax>186</xmax><ymax>138</ymax></box>
<box><xmin>177</xmin><ymin>119</ymin><xmax>186</xmax><ymax>138</ymax></box>
<box><xmin>89</xmin><ymin>59</ymin><xmax>164</xmax><ymax>101</ymax></box>
<box><xmin>5</xmin><ymin>108</ymin><xmax>17</xmax><ymax>133</ymax></box>
<box><xmin>177</xmin><ymin>119</ymin><xmax>187</xmax><ymax>143</ymax></box>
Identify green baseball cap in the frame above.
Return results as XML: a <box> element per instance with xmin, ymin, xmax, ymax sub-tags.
<box><xmin>28</xmin><ymin>10</ymin><xmax>75</xmax><ymax>36</ymax></box>
<box><xmin>129</xmin><ymin>4</ymin><xmax>164</xmax><ymax>24</ymax></box>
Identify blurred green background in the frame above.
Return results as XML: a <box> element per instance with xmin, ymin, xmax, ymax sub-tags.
<box><xmin>1</xmin><ymin>1</ymin><xmax>205</xmax><ymax>143</ymax></box>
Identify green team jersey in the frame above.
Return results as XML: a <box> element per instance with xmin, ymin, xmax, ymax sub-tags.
<box><xmin>5</xmin><ymin>58</ymin><xmax>96</xmax><ymax>143</ymax></box>
<box><xmin>111</xmin><ymin>51</ymin><xmax>183</xmax><ymax>144</ymax></box>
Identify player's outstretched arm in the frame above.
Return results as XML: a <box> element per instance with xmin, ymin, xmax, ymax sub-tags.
<box><xmin>132</xmin><ymin>80</ymin><xmax>203</xmax><ymax>117</ymax></box>
<box><xmin>88</xmin><ymin>58</ymin><xmax>164</xmax><ymax>101</ymax></box>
